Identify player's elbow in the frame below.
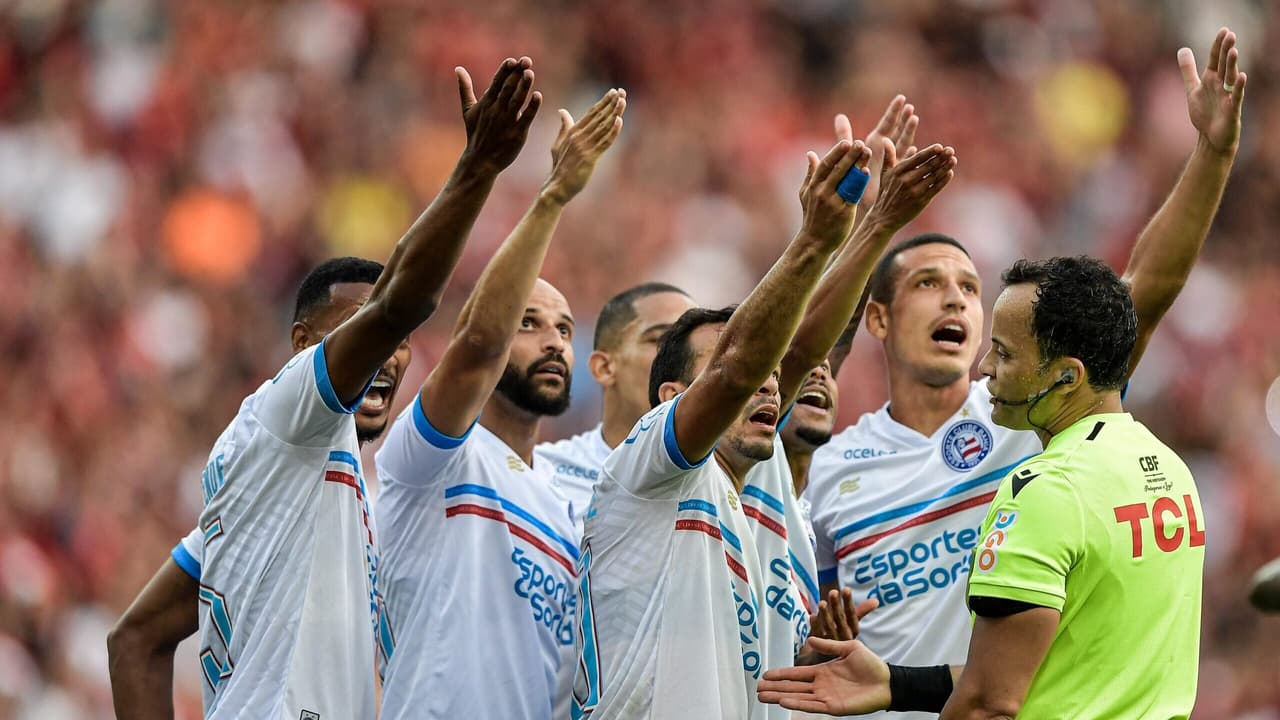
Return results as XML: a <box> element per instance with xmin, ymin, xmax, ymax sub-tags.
<box><xmin>708</xmin><ymin>348</ymin><xmax>773</xmax><ymax>398</ymax></box>
<box><xmin>370</xmin><ymin>290</ymin><xmax>441</xmax><ymax>339</ymax></box>
<box><xmin>106</xmin><ymin>618</ymin><xmax>148</xmax><ymax>672</ymax></box>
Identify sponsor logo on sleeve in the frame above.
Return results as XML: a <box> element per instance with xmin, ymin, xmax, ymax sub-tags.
<box><xmin>975</xmin><ymin>511</ymin><xmax>1017</xmax><ymax>573</ymax></box>
<box><xmin>941</xmin><ymin>421</ymin><xmax>992</xmax><ymax>471</ymax></box>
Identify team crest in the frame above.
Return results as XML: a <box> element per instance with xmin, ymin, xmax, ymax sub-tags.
<box><xmin>941</xmin><ymin>420</ymin><xmax>992</xmax><ymax>471</ymax></box>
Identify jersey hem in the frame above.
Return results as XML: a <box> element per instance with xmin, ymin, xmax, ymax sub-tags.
<box><xmin>171</xmin><ymin>542</ymin><xmax>201</xmax><ymax>580</ymax></box>
<box><xmin>412</xmin><ymin>394</ymin><xmax>477</xmax><ymax>449</ymax></box>
<box><xmin>314</xmin><ymin>338</ymin><xmax>375</xmax><ymax>414</ymax></box>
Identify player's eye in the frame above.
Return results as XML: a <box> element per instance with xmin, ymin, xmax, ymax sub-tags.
<box><xmin>559</xmin><ymin>325</ymin><xmax>572</xmax><ymax>338</ymax></box>
<box><xmin>918</xmin><ymin>278</ymin><xmax>936</xmax><ymax>288</ymax></box>
<box><xmin>521</xmin><ymin>317</ymin><xmax>535</xmax><ymax>329</ymax></box>
<box><xmin>963</xmin><ymin>283</ymin><xmax>978</xmax><ymax>294</ymax></box>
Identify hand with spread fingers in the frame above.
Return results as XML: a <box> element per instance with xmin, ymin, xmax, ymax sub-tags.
<box><xmin>799</xmin><ymin>140</ymin><xmax>874</xmax><ymax>251</ymax></box>
<box><xmin>798</xmin><ymin>588</ymin><xmax>878</xmax><ymax>665</ymax></box>
<box><xmin>759</xmin><ymin>637</ymin><xmax>893</xmax><ymax>715</ymax></box>
<box><xmin>456</xmin><ymin>56</ymin><xmax>544</xmax><ymax>174</ymax></box>
<box><xmin>542</xmin><ymin>88</ymin><xmax>627</xmax><ymax>205</ymax></box>
<box><xmin>835</xmin><ymin>96</ymin><xmax>919</xmax><ymax>213</ymax></box>
<box><xmin>1178</xmin><ymin>27</ymin><xmax>1246</xmax><ymax>156</ymax></box>
<box><xmin>861</xmin><ymin>141</ymin><xmax>957</xmax><ymax>235</ymax></box>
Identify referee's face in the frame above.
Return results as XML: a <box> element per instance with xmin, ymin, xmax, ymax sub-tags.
<box><xmin>981</xmin><ymin>284</ymin><xmax>1048</xmax><ymax>430</ymax></box>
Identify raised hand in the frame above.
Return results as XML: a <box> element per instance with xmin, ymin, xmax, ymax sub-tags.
<box><xmin>810</xmin><ymin>588</ymin><xmax>877</xmax><ymax>644</ymax></box>
<box><xmin>799</xmin><ymin>140</ymin><xmax>873</xmax><ymax>250</ymax></box>
<box><xmin>862</xmin><ymin>142</ymin><xmax>957</xmax><ymax>234</ymax></box>
<box><xmin>456</xmin><ymin>57</ymin><xmax>543</xmax><ymax>174</ymax></box>
<box><xmin>1178</xmin><ymin>27</ymin><xmax>1246</xmax><ymax>156</ymax></box>
<box><xmin>835</xmin><ymin>96</ymin><xmax>919</xmax><ymax>211</ymax></box>
<box><xmin>541</xmin><ymin>88</ymin><xmax>627</xmax><ymax>205</ymax></box>
<box><xmin>758</xmin><ymin>637</ymin><xmax>892</xmax><ymax>715</ymax></box>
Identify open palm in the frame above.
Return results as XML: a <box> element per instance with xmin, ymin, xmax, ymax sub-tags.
<box><xmin>758</xmin><ymin>637</ymin><xmax>892</xmax><ymax>715</ymax></box>
<box><xmin>1179</xmin><ymin>27</ymin><xmax>1246</xmax><ymax>155</ymax></box>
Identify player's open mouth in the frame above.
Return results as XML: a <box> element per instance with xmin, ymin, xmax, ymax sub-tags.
<box><xmin>748</xmin><ymin>405</ymin><xmax>779</xmax><ymax>430</ymax></box>
<box><xmin>795</xmin><ymin>386</ymin><xmax>831</xmax><ymax>411</ymax></box>
<box><xmin>533</xmin><ymin>362</ymin><xmax>567</xmax><ymax>380</ymax></box>
<box><xmin>361</xmin><ymin>377</ymin><xmax>394</xmax><ymax>413</ymax></box>
<box><xmin>930</xmin><ymin>320</ymin><xmax>967</xmax><ymax>351</ymax></box>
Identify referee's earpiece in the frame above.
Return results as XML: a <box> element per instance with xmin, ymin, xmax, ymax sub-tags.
<box><xmin>1059</xmin><ymin>370</ymin><xmax>1076</xmax><ymax>385</ymax></box>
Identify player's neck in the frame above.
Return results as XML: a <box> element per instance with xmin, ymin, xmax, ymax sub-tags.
<box><xmin>480</xmin><ymin>393</ymin><xmax>543</xmax><ymax>467</ymax></box>
<box><xmin>714</xmin><ymin>449</ymin><xmax>759</xmax><ymax>494</ymax></box>
<box><xmin>885</xmin><ymin>370</ymin><xmax>970</xmax><ymax>438</ymax></box>
<box><xmin>600</xmin><ymin>394</ymin><xmax>639</xmax><ymax>449</ymax></box>
<box><xmin>786</xmin><ymin>446</ymin><xmax>812</xmax><ymax>497</ymax></box>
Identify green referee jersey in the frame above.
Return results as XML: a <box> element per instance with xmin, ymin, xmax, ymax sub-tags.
<box><xmin>967</xmin><ymin>412</ymin><xmax>1204</xmax><ymax>719</ymax></box>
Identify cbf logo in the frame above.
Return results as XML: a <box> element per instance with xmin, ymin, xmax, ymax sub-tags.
<box><xmin>941</xmin><ymin>420</ymin><xmax>991</xmax><ymax>471</ymax></box>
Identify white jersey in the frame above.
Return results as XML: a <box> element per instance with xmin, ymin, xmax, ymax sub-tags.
<box><xmin>573</xmin><ymin>397</ymin><xmax>768</xmax><ymax>720</ymax></box>
<box><xmin>196</xmin><ymin>342</ymin><xmax>381</xmax><ymax>720</ymax></box>
<box><xmin>741</xmin><ymin>433</ymin><xmax>819</xmax><ymax>720</ymax></box>
<box><xmin>374</xmin><ymin>396</ymin><xmax>579</xmax><ymax>720</ymax></box>
<box><xmin>536</xmin><ymin>424</ymin><xmax>611</xmax><ymax>530</ymax></box>
<box><xmin>805</xmin><ymin>380</ymin><xmax>1040</xmax><ymax>720</ymax></box>
<box><xmin>172</xmin><ymin>525</ymin><xmax>202</xmax><ymax>580</ymax></box>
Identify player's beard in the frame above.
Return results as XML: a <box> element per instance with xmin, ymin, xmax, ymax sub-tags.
<box><xmin>790</xmin><ymin>422</ymin><xmax>833</xmax><ymax>449</ymax></box>
<box><xmin>495</xmin><ymin>353</ymin><xmax>572</xmax><ymax>417</ymax></box>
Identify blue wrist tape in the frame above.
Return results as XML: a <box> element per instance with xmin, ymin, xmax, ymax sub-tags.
<box><xmin>836</xmin><ymin>165</ymin><xmax>871</xmax><ymax>204</ymax></box>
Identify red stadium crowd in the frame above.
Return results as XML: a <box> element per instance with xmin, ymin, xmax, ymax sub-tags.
<box><xmin>0</xmin><ymin>1</ymin><xmax>1277</xmax><ymax>717</ymax></box>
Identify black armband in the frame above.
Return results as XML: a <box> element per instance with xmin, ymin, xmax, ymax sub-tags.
<box><xmin>887</xmin><ymin>664</ymin><xmax>953</xmax><ymax>713</ymax></box>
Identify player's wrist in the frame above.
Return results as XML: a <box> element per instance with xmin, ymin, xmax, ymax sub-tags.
<box><xmin>886</xmin><ymin>664</ymin><xmax>953</xmax><ymax>713</ymax></box>
<box><xmin>1194</xmin><ymin>133</ymin><xmax>1237</xmax><ymax>162</ymax></box>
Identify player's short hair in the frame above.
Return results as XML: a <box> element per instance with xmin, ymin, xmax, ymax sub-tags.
<box><xmin>1001</xmin><ymin>256</ymin><xmax>1137</xmax><ymax>391</ymax></box>
<box><xmin>593</xmin><ymin>282</ymin><xmax>691</xmax><ymax>351</ymax></box>
<box><xmin>869</xmin><ymin>233</ymin><xmax>972</xmax><ymax>306</ymax></box>
<box><xmin>292</xmin><ymin>257</ymin><xmax>385</xmax><ymax>324</ymax></box>
<box><xmin>648</xmin><ymin>306</ymin><xmax>736</xmax><ymax>408</ymax></box>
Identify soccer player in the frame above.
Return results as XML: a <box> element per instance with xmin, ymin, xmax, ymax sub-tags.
<box><xmin>758</xmin><ymin>256</ymin><xmax>1206</xmax><ymax>718</ymax></box>
<box><xmin>373</xmin><ymin>88</ymin><xmax>625</xmax><ymax>720</ymax></box>
<box><xmin>538</xmin><ymin>282</ymin><xmax>696</xmax><ymax>523</ymax></box>
<box><xmin>803</xmin><ymin>28</ymin><xmax>1247</xmax><ymax>716</ymax></box>
<box><xmin>107</xmin><ymin>57</ymin><xmax>544</xmax><ymax>720</ymax></box>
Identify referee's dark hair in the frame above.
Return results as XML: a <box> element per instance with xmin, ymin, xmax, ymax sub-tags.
<box><xmin>649</xmin><ymin>306</ymin><xmax>736</xmax><ymax>408</ymax></box>
<box><xmin>293</xmin><ymin>257</ymin><xmax>385</xmax><ymax>324</ymax></box>
<box><xmin>594</xmin><ymin>282</ymin><xmax>690</xmax><ymax>351</ymax></box>
<box><xmin>869</xmin><ymin>233</ymin><xmax>972</xmax><ymax>306</ymax></box>
<box><xmin>1001</xmin><ymin>256</ymin><xmax>1137</xmax><ymax>391</ymax></box>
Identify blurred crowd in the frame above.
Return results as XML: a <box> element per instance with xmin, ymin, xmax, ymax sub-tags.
<box><xmin>0</xmin><ymin>0</ymin><xmax>1277</xmax><ymax>717</ymax></box>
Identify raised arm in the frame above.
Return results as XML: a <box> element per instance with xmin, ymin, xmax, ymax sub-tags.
<box><xmin>670</xmin><ymin>140</ymin><xmax>865</xmax><ymax>462</ymax></box>
<box><xmin>323</xmin><ymin>57</ymin><xmax>543</xmax><ymax>403</ymax></box>
<box><xmin>780</xmin><ymin>141</ymin><xmax>956</xmax><ymax>408</ymax></box>
<box><xmin>108</xmin><ymin>558</ymin><xmax>199</xmax><ymax>720</ymax></box>
<box><xmin>1122</xmin><ymin>27</ymin><xmax>1245</xmax><ymax>373</ymax></box>
<box><xmin>418</xmin><ymin>89</ymin><xmax>626</xmax><ymax>436</ymax></box>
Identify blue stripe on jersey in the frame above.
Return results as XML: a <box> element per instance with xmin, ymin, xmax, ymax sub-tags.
<box><xmin>818</xmin><ymin>567</ymin><xmax>839</xmax><ymax>586</ymax></box>
<box><xmin>328</xmin><ymin>450</ymin><xmax>361</xmax><ymax>471</ymax></box>
<box><xmin>677</xmin><ymin>499</ymin><xmax>719</xmax><ymax>516</ymax></box>
<box><xmin>412</xmin><ymin>394</ymin><xmax>475</xmax><ymax>449</ymax></box>
<box><xmin>832</xmin><ymin>458</ymin><xmax>1032</xmax><ymax>542</ymax></box>
<box><xmin>313</xmin><ymin>338</ymin><xmax>373</xmax><ymax>414</ymax></box>
<box><xmin>445</xmin><ymin>484</ymin><xmax>581</xmax><ymax>561</ymax></box>
<box><xmin>790</xmin><ymin>549</ymin><xmax>819</xmax><ymax>602</ymax></box>
<box><xmin>719</xmin><ymin>522</ymin><xmax>743</xmax><ymax>552</ymax></box>
<box><xmin>663</xmin><ymin>393</ymin><xmax>713</xmax><ymax>470</ymax></box>
<box><xmin>741</xmin><ymin>485</ymin><xmax>784</xmax><ymax>515</ymax></box>
<box><xmin>572</xmin><ymin>545</ymin><xmax>601</xmax><ymax>720</ymax></box>
<box><xmin>171</xmin><ymin>542</ymin><xmax>200</xmax><ymax>580</ymax></box>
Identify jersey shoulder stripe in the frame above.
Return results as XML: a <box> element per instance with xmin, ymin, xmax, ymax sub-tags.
<box><xmin>443</xmin><ymin>483</ymin><xmax>580</xmax><ymax>569</ymax></box>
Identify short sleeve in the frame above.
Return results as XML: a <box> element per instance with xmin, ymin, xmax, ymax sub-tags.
<box><xmin>603</xmin><ymin>395</ymin><xmax>710</xmax><ymax>500</ymax></box>
<box><xmin>171</xmin><ymin>526</ymin><xmax>203</xmax><ymax>581</ymax></box>
<box><xmin>967</xmin><ymin>466</ymin><xmax>1083</xmax><ymax>613</ymax></box>
<box><xmin>254</xmin><ymin>341</ymin><xmax>374</xmax><ymax>446</ymax></box>
<box><xmin>374</xmin><ymin>392</ymin><xmax>478</xmax><ymax>489</ymax></box>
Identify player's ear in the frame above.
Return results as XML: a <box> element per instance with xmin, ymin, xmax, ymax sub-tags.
<box><xmin>290</xmin><ymin>322</ymin><xmax>311</xmax><ymax>353</ymax></box>
<box><xmin>658</xmin><ymin>381</ymin><xmax>685</xmax><ymax>404</ymax></box>
<box><xmin>588</xmin><ymin>350</ymin><xmax>614</xmax><ymax>388</ymax></box>
<box><xmin>865</xmin><ymin>300</ymin><xmax>889</xmax><ymax>341</ymax></box>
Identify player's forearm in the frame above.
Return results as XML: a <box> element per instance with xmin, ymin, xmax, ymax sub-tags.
<box><xmin>452</xmin><ymin>192</ymin><xmax>567</xmax><ymax>358</ymax></box>
<box><xmin>826</xmin><ymin>286</ymin><xmax>869</xmax><ymax>378</ymax></box>
<box><xmin>780</xmin><ymin>216</ymin><xmax>894</xmax><ymax>403</ymax></box>
<box><xmin>371</xmin><ymin>159</ymin><xmax>499</xmax><ymax>334</ymax></box>
<box><xmin>709</xmin><ymin>234</ymin><xmax>836</xmax><ymax>397</ymax></box>
<box><xmin>1122</xmin><ymin>136</ymin><xmax>1234</xmax><ymax>329</ymax></box>
<box><xmin>107</xmin><ymin>631</ymin><xmax>178</xmax><ymax>720</ymax></box>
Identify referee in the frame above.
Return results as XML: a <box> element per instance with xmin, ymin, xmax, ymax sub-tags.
<box><xmin>757</xmin><ymin>256</ymin><xmax>1206</xmax><ymax>718</ymax></box>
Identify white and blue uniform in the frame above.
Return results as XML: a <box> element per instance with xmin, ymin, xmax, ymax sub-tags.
<box><xmin>805</xmin><ymin>380</ymin><xmax>1041</xmax><ymax>720</ymax></box>
<box><xmin>374</xmin><ymin>396</ymin><xmax>579</xmax><ymax>720</ymax></box>
<box><xmin>195</xmin><ymin>342</ymin><xmax>382</xmax><ymax>720</ymax></box>
<box><xmin>573</xmin><ymin>397</ymin><xmax>768</xmax><ymax>719</ymax></box>
<box><xmin>536</xmin><ymin>424</ymin><xmax>611</xmax><ymax>531</ymax></box>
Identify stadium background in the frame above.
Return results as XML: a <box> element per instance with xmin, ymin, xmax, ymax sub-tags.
<box><xmin>0</xmin><ymin>0</ymin><xmax>1277</xmax><ymax>717</ymax></box>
